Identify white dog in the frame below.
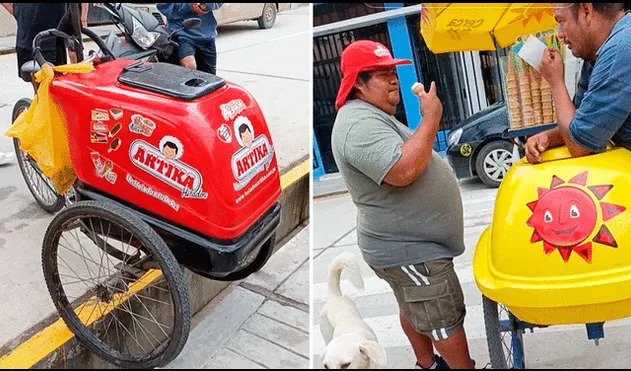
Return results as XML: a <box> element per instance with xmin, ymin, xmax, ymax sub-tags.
<box><xmin>320</xmin><ymin>252</ymin><xmax>387</xmax><ymax>369</ymax></box>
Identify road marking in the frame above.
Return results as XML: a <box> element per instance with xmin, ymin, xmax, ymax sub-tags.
<box><xmin>312</xmin><ymin>301</ymin><xmax>631</xmax><ymax>357</ymax></box>
<box><xmin>216</xmin><ymin>69</ymin><xmax>310</xmax><ymax>82</ymax></box>
<box><xmin>0</xmin><ymin>159</ymin><xmax>310</xmax><ymax>368</ymax></box>
<box><xmin>311</xmin><ymin>264</ymin><xmax>475</xmax><ymax>303</ymax></box>
<box><xmin>219</xmin><ymin>30</ymin><xmax>312</xmax><ymax>55</ymax></box>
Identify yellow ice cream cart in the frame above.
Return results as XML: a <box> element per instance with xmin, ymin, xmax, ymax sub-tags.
<box><xmin>422</xmin><ymin>3</ymin><xmax>631</xmax><ymax>368</ymax></box>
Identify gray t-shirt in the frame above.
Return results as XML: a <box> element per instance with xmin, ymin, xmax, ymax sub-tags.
<box><xmin>331</xmin><ymin>99</ymin><xmax>465</xmax><ymax>269</ymax></box>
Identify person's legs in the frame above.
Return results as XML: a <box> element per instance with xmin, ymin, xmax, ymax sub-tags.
<box><xmin>399</xmin><ymin>311</ymin><xmax>436</xmax><ymax>367</ymax></box>
<box><xmin>16</xmin><ymin>46</ymin><xmax>56</xmax><ymax>85</ymax></box>
<box><xmin>177</xmin><ymin>38</ymin><xmax>198</xmax><ymax>70</ymax></box>
<box><xmin>40</xmin><ymin>50</ymin><xmax>58</xmax><ymax>65</ymax></box>
<box><xmin>56</xmin><ymin>4</ymin><xmax>78</xmax><ymax>65</ymax></box>
<box><xmin>416</xmin><ymin>259</ymin><xmax>474</xmax><ymax>369</ymax></box>
<box><xmin>56</xmin><ymin>3</ymin><xmax>82</xmax><ymax>64</ymax></box>
<box><xmin>15</xmin><ymin>46</ymin><xmax>31</xmax><ymax>78</ymax></box>
<box><xmin>432</xmin><ymin>327</ymin><xmax>474</xmax><ymax>369</ymax></box>
<box><xmin>371</xmin><ymin>266</ymin><xmax>442</xmax><ymax>368</ymax></box>
<box><xmin>373</xmin><ymin>259</ymin><xmax>475</xmax><ymax>369</ymax></box>
<box><xmin>195</xmin><ymin>37</ymin><xmax>217</xmax><ymax>75</ymax></box>
<box><xmin>68</xmin><ymin>47</ymin><xmax>78</xmax><ymax>64</ymax></box>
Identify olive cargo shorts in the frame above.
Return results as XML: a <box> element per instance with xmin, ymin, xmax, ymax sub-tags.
<box><xmin>371</xmin><ymin>258</ymin><xmax>466</xmax><ymax>341</ymax></box>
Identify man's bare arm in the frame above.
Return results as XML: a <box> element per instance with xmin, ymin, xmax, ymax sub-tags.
<box><xmin>383</xmin><ymin>115</ymin><xmax>440</xmax><ymax>187</ymax></box>
<box><xmin>383</xmin><ymin>82</ymin><xmax>442</xmax><ymax>187</ymax></box>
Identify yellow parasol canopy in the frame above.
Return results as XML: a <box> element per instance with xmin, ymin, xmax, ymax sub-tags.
<box><xmin>421</xmin><ymin>3</ymin><xmax>558</xmax><ymax>53</ymax></box>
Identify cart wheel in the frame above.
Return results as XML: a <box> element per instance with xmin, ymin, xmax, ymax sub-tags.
<box><xmin>219</xmin><ymin>233</ymin><xmax>276</xmax><ymax>281</ymax></box>
<box><xmin>482</xmin><ymin>296</ymin><xmax>526</xmax><ymax>369</ymax></box>
<box><xmin>42</xmin><ymin>200</ymin><xmax>191</xmax><ymax>368</ymax></box>
<box><xmin>12</xmin><ymin>98</ymin><xmax>66</xmax><ymax>213</ymax></box>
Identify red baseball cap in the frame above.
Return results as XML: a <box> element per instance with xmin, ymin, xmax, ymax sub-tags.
<box><xmin>334</xmin><ymin>40</ymin><xmax>411</xmax><ymax>111</ymax></box>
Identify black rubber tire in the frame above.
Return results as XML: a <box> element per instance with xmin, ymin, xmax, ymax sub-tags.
<box><xmin>482</xmin><ymin>296</ymin><xmax>525</xmax><ymax>369</ymax></box>
<box><xmin>475</xmin><ymin>140</ymin><xmax>517</xmax><ymax>188</ymax></box>
<box><xmin>12</xmin><ymin>98</ymin><xmax>66</xmax><ymax>213</ymax></box>
<box><xmin>257</xmin><ymin>3</ymin><xmax>277</xmax><ymax>29</ymax></box>
<box><xmin>219</xmin><ymin>233</ymin><xmax>276</xmax><ymax>281</ymax></box>
<box><xmin>42</xmin><ymin>200</ymin><xmax>191</xmax><ymax>369</ymax></box>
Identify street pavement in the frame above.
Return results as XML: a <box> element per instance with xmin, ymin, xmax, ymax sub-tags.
<box><xmin>0</xmin><ymin>5</ymin><xmax>310</xmax><ymax>354</ymax></box>
<box><xmin>312</xmin><ymin>178</ymin><xmax>631</xmax><ymax>369</ymax></box>
<box><xmin>163</xmin><ymin>223</ymin><xmax>310</xmax><ymax>369</ymax></box>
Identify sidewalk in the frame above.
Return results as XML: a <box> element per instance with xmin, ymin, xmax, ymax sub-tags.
<box><xmin>163</xmin><ymin>222</ymin><xmax>310</xmax><ymax>369</ymax></box>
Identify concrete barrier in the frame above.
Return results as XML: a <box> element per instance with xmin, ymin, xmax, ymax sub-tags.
<box><xmin>0</xmin><ymin>158</ymin><xmax>310</xmax><ymax>369</ymax></box>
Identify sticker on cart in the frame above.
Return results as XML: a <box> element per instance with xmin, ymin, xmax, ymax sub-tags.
<box><xmin>108</xmin><ymin>138</ymin><xmax>123</xmax><ymax>153</ymax></box>
<box><xmin>90</xmin><ymin>152</ymin><xmax>117</xmax><ymax>184</ymax></box>
<box><xmin>130</xmin><ymin>137</ymin><xmax>208</xmax><ymax>199</ymax></box>
<box><xmin>105</xmin><ymin>170</ymin><xmax>118</xmax><ymax>184</ymax></box>
<box><xmin>220</xmin><ymin>99</ymin><xmax>246</xmax><ymax>121</ymax></box>
<box><xmin>159</xmin><ymin>136</ymin><xmax>184</xmax><ymax>160</ymax></box>
<box><xmin>90</xmin><ymin>131</ymin><xmax>108</xmax><ymax>144</ymax></box>
<box><xmin>526</xmin><ymin>171</ymin><xmax>626</xmax><ymax>264</ymax></box>
<box><xmin>109</xmin><ymin>123</ymin><xmax>122</xmax><ymax>138</ymax></box>
<box><xmin>109</xmin><ymin>108</ymin><xmax>124</xmax><ymax>120</ymax></box>
<box><xmin>129</xmin><ymin>114</ymin><xmax>157</xmax><ymax>137</ymax></box>
<box><xmin>234</xmin><ymin>116</ymin><xmax>254</xmax><ymax>149</ymax></box>
<box><xmin>92</xmin><ymin>121</ymin><xmax>108</xmax><ymax>132</ymax></box>
<box><xmin>217</xmin><ymin>124</ymin><xmax>232</xmax><ymax>144</ymax></box>
<box><xmin>126</xmin><ymin>174</ymin><xmax>180</xmax><ymax>212</ymax></box>
<box><xmin>231</xmin><ymin>116</ymin><xmax>275</xmax><ymax>191</ymax></box>
<box><xmin>92</xmin><ymin>109</ymin><xmax>110</xmax><ymax>121</ymax></box>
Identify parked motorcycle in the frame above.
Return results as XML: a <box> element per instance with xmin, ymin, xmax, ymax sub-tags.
<box><xmin>97</xmin><ymin>3</ymin><xmax>198</xmax><ymax>64</ymax></box>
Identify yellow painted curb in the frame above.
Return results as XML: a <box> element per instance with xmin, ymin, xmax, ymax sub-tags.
<box><xmin>280</xmin><ymin>159</ymin><xmax>310</xmax><ymax>190</ymax></box>
<box><xmin>0</xmin><ymin>159</ymin><xmax>310</xmax><ymax>369</ymax></box>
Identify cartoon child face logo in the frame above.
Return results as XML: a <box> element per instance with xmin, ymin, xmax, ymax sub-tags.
<box><xmin>159</xmin><ymin>136</ymin><xmax>184</xmax><ymax>160</ymax></box>
<box><xmin>234</xmin><ymin>116</ymin><xmax>254</xmax><ymax>149</ymax></box>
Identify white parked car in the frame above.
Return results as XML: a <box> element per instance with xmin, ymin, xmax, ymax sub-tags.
<box><xmin>125</xmin><ymin>3</ymin><xmax>290</xmax><ymax>29</ymax></box>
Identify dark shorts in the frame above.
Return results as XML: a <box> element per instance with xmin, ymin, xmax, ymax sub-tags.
<box><xmin>371</xmin><ymin>258</ymin><xmax>466</xmax><ymax>341</ymax></box>
<box><xmin>16</xmin><ymin>46</ymin><xmax>58</xmax><ymax>78</ymax></box>
<box><xmin>177</xmin><ymin>37</ymin><xmax>217</xmax><ymax>75</ymax></box>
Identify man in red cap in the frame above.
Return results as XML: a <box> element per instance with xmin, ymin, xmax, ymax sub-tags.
<box><xmin>330</xmin><ymin>39</ymin><xmax>475</xmax><ymax>369</ymax></box>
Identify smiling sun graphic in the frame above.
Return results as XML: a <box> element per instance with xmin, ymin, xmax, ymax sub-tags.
<box><xmin>526</xmin><ymin>171</ymin><xmax>626</xmax><ymax>263</ymax></box>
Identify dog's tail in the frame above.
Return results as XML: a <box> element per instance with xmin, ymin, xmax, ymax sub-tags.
<box><xmin>328</xmin><ymin>252</ymin><xmax>365</xmax><ymax>298</ymax></box>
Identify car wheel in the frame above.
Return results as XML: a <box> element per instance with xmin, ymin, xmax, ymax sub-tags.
<box><xmin>475</xmin><ymin>140</ymin><xmax>518</xmax><ymax>188</ymax></box>
<box><xmin>257</xmin><ymin>3</ymin><xmax>277</xmax><ymax>29</ymax></box>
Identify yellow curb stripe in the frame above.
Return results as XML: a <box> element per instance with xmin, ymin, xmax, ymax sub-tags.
<box><xmin>0</xmin><ymin>160</ymin><xmax>310</xmax><ymax>368</ymax></box>
<box><xmin>280</xmin><ymin>159</ymin><xmax>310</xmax><ymax>190</ymax></box>
<box><xmin>0</xmin><ymin>270</ymin><xmax>163</xmax><ymax>369</ymax></box>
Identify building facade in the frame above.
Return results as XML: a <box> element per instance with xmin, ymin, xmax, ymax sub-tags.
<box><xmin>312</xmin><ymin>3</ymin><xmax>508</xmax><ymax>184</ymax></box>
